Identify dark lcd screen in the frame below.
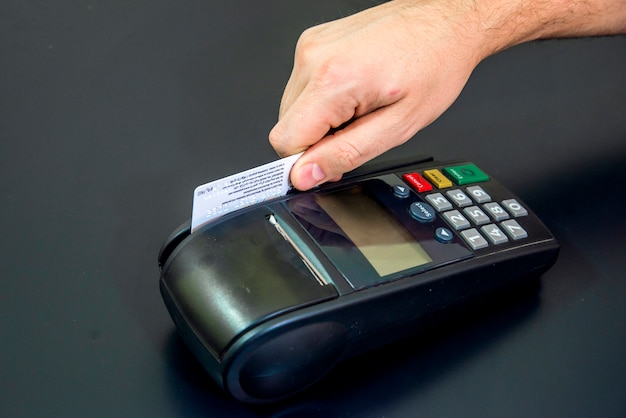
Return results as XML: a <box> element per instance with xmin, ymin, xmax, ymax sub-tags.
<box><xmin>313</xmin><ymin>186</ymin><xmax>433</xmax><ymax>276</ymax></box>
<box><xmin>287</xmin><ymin>177</ymin><xmax>472</xmax><ymax>289</ymax></box>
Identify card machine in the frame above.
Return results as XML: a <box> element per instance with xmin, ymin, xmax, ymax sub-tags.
<box><xmin>158</xmin><ymin>156</ymin><xmax>559</xmax><ymax>403</ymax></box>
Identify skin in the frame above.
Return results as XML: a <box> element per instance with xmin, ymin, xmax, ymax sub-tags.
<box><xmin>269</xmin><ymin>0</ymin><xmax>626</xmax><ymax>190</ymax></box>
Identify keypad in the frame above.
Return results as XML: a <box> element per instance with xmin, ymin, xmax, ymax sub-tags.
<box><xmin>435</xmin><ymin>227</ymin><xmax>453</xmax><ymax>243</ymax></box>
<box><xmin>393</xmin><ymin>184</ymin><xmax>410</xmax><ymax>199</ymax></box>
<box><xmin>443</xmin><ymin>210</ymin><xmax>471</xmax><ymax>230</ymax></box>
<box><xmin>422</xmin><ymin>169</ymin><xmax>452</xmax><ymax>189</ymax></box>
<box><xmin>463</xmin><ymin>206</ymin><xmax>489</xmax><ymax>226</ymax></box>
<box><xmin>483</xmin><ymin>202</ymin><xmax>510</xmax><ymax>221</ymax></box>
<box><xmin>466</xmin><ymin>186</ymin><xmax>491</xmax><ymax>203</ymax></box>
<box><xmin>460</xmin><ymin>229</ymin><xmax>488</xmax><ymax>250</ymax></box>
<box><xmin>501</xmin><ymin>220</ymin><xmax>528</xmax><ymax>240</ymax></box>
<box><xmin>425</xmin><ymin>193</ymin><xmax>453</xmax><ymax>212</ymax></box>
<box><xmin>502</xmin><ymin>199</ymin><xmax>528</xmax><ymax>217</ymax></box>
<box><xmin>402</xmin><ymin>173</ymin><xmax>433</xmax><ymax>193</ymax></box>
<box><xmin>402</xmin><ymin>163</ymin><xmax>530</xmax><ymax>251</ymax></box>
<box><xmin>446</xmin><ymin>189</ymin><xmax>472</xmax><ymax>207</ymax></box>
<box><xmin>481</xmin><ymin>224</ymin><xmax>508</xmax><ymax>245</ymax></box>
<box><xmin>409</xmin><ymin>201</ymin><xmax>436</xmax><ymax>223</ymax></box>
<box><xmin>443</xmin><ymin>164</ymin><xmax>489</xmax><ymax>185</ymax></box>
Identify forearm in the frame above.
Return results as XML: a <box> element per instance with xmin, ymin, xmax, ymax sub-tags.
<box><xmin>393</xmin><ymin>0</ymin><xmax>625</xmax><ymax>62</ymax></box>
<box><xmin>416</xmin><ymin>0</ymin><xmax>626</xmax><ymax>59</ymax></box>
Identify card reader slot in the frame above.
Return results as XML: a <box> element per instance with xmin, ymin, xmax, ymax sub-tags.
<box><xmin>269</xmin><ymin>214</ymin><xmax>329</xmax><ymax>287</ymax></box>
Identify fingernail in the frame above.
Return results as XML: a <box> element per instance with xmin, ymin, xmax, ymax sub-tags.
<box><xmin>311</xmin><ymin>163</ymin><xmax>325</xmax><ymax>181</ymax></box>
<box><xmin>298</xmin><ymin>163</ymin><xmax>326</xmax><ymax>190</ymax></box>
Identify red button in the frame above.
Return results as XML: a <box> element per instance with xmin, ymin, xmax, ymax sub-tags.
<box><xmin>402</xmin><ymin>172</ymin><xmax>433</xmax><ymax>193</ymax></box>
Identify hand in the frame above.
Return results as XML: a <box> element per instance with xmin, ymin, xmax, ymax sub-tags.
<box><xmin>269</xmin><ymin>0</ymin><xmax>486</xmax><ymax>190</ymax></box>
<box><xmin>269</xmin><ymin>0</ymin><xmax>626</xmax><ymax>190</ymax></box>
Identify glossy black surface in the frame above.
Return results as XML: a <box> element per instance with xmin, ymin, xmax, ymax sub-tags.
<box><xmin>2</xmin><ymin>1</ymin><xmax>625</xmax><ymax>416</ymax></box>
<box><xmin>160</xmin><ymin>206</ymin><xmax>338</xmax><ymax>358</ymax></box>
<box><xmin>287</xmin><ymin>175</ymin><xmax>475</xmax><ymax>289</ymax></box>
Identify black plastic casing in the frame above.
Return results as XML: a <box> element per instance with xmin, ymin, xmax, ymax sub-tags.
<box><xmin>158</xmin><ymin>157</ymin><xmax>559</xmax><ymax>403</ymax></box>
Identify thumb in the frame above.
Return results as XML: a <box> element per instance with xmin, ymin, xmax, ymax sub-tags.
<box><xmin>289</xmin><ymin>106</ymin><xmax>415</xmax><ymax>190</ymax></box>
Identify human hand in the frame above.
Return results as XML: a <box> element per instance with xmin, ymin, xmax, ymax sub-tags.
<box><xmin>269</xmin><ymin>0</ymin><xmax>487</xmax><ymax>190</ymax></box>
<box><xmin>269</xmin><ymin>0</ymin><xmax>626</xmax><ymax>190</ymax></box>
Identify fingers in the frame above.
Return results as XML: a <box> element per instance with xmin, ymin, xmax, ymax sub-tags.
<box><xmin>269</xmin><ymin>59</ymin><xmax>405</xmax><ymax>163</ymax></box>
<box><xmin>288</xmin><ymin>104</ymin><xmax>416</xmax><ymax>190</ymax></box>
<box><xmin>269</xmin><ymin>88</ymin><xmax>358</xmax><ymax>157</ymax></box>
<box><xmin>269</xmin><ymin>57</ymin><xmax>373</xmax><ymax>157</ymax></box>
<box><xmin>269</xmin><ymin>20</ymin><xmax>393</xmax><ymax>158</ymax></box>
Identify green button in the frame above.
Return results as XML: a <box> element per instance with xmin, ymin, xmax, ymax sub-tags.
<box><xmin>443</xmin><ymin>164</ymin><xmax>489</xmax><ymax>185</ymax></box>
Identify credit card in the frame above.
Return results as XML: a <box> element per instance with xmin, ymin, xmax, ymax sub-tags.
<box><xmin>191</xmin><ymin>153</ymin><xmax>303</xmax><ymax>233</ymax></box>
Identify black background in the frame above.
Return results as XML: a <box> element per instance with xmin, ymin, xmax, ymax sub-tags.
<box><xmin>2</xmin><ymin>1</ymin><xmax>625</xmax><ymax>416</ymax></box>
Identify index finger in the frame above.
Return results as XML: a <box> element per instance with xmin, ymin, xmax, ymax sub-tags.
<box><xmin>269</xmin><ymin>80</ymin><xmax>359</xmax><ymax>157</ymax></box>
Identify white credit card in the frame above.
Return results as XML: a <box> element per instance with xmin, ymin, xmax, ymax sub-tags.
<box><xmin>191</xmin><ymin>153</ymin><xmax>303</xmax><ymax>233</ymax></box>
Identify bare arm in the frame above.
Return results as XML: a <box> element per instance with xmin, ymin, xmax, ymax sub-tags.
<box><xmin>269</xmin><ymin>0</ymin><xmax>626</xmax><ymax>190</ymax></box>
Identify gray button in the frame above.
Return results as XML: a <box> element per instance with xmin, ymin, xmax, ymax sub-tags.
<box><xmin>446</xmin><ymin>189</ymin><xmax>472</xmax><ymax>207</ymax></box>
<box><xmin>463</xmin><ymin>206</ymin><xmax>490</xmax><ymax>225</ymax></box>
<box><xmin>461</xmin><ymin>228</ymin><xmax>488</xmax><ymax>250</ymax></box>
<box><xmin>409</xmin><ymin>201</ymin><xmax>436</xmax><ymax>223</ymax></box>
<box><xmin>480</xmin><ymin>224</ymin><xmax>509</xmax><ymax>245</ymax></box>
<box><xmin>443</xmin><ymin>210</ymin><xmax>471</xmax><ymax>230</ymax></box>
<box><xmin>483</xmin><ymin>202</ymin><xmax>510</xmax><ymax>221</ymax></box>
<box><xmin>466</xmin><ymin>186</ymin><xmax>491</xmax><ymax>203</ymax></box>
<box><xmin>425</xmin><ymin>193</ymin><xmax>453</xmax><ymax>212</ymax></box>
<box><xmin>501</xmin><ymin>220</ymin><xmax>528</xmax><ymax>240</ymax></box>
<box><xmin>502</xmin><ymin>199</ymin><xmax>528</xmax><ymax>217</ymax></box>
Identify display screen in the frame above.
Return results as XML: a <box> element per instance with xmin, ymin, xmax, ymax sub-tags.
<box><xmin>313</xmin><ymin>186</ymin><xmax>433</xmax><ymax>276</ymax></box>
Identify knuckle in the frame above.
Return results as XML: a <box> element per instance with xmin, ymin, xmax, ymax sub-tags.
<box><xmin>268</xmin><ymin>123</ymin><xmax>288</xmax><ymax>155</ymax></box>
<box><xmin>331</xmin><ymin>140</ymin><xmax>366</xmax><ymax>174</ymax></box>
<box><xmin>295</xmin><ymin>35</ymin><xmax>348</xmax><ymax>89</ymax></box>
<box><xmin>294</xmin><ymin>28</ymin><xmax>322</xmax><ymax>66</ymax></box>
<box><xmin>310</xmin><ymin>60</ymin><xmax>350</xmax><ymax>93</ymax></box>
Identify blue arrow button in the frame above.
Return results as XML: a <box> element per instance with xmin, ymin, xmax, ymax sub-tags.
<box><xmin>435</xmin><ymin>227</ymin><xmax>453</xmax><ymax>243</ymax></box>
<box><xmin>393</xmin><ymin>185</ymin><xmax>410</xmax><ymax>198</ymax></box>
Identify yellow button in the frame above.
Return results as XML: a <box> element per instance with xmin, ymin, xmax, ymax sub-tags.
<box><xmin>422</xmin><ymin>169</ymin><xmax>452</xmax><ymax>189</ymax></box>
